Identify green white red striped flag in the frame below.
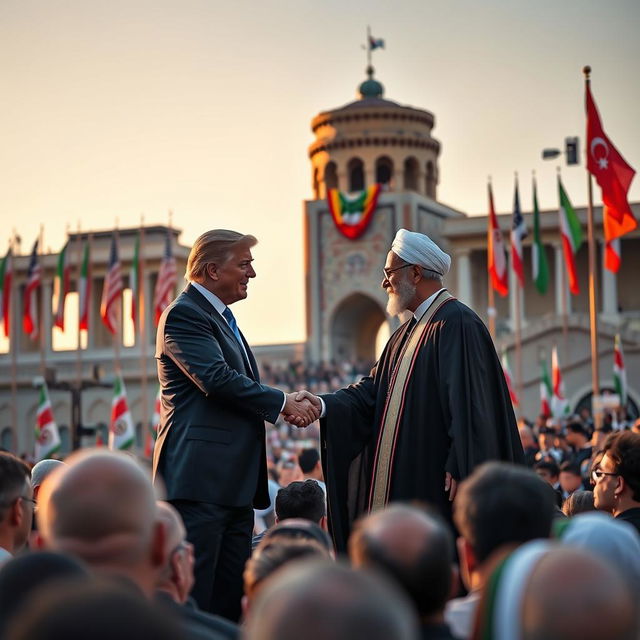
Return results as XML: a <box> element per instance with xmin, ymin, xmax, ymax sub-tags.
<box><xmin>532</xmin><ymin>178</ymin><xmax>549</xmax><ymax>295</ymax></box>
<box><xmin>558</xmin><ymin>177</ymin><xmax>583</xmax><ymax>295</ymax></box>
<box><xmin>78</xmin><ymin>240</ymin><xmax>90</xmax><ymax>332</ymax></box>
<box><xmin>501</xmin><ymin>350</ymin><xmax>519</xmax><ymax>407</ymax></box>
<box><xmin>0</xmin><ymin>247</ymin><xmax>13</xmax><ymax>338</ymax></box>
<box><xmin>613</xmin><ymin>334</ymin><xmax>627</xmax><ymax>407</ymax></box>
<box><xmin>109</xmin><ymin>374</ymin><xmax>135</xmax><ymax>451</ymax></box>
<box><xmin>130</xmin><ymin>232</ymin><xmax>140</xmax><ymax>331</ymax></box>
<box><xmin>54</xmin><ymin>241</ymin><xmax>71</xmax><ymax>331</ymax></box>
<box><xmin>551</xmin><ymin>346</ymin><xmax>570</xmax><ymax>419</ymax></box>
<box><xmin>540</xmin><ymin>359</ymin><xmax>552</xmax><ymax>418</ymax></box>
<box><xmin>35</xmin><ymin>382</ymin><xmax>61</xmax><ymax>461</ymax></box>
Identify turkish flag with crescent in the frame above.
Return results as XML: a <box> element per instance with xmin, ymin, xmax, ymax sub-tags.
<box><xmin>586</xmin><ymin>83</ymin><xmax>637</xmax><ymax>262</ymax></box>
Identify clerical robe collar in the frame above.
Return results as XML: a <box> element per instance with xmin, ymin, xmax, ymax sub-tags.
<box><xmin>190</xmin><ymin>281</ymin><xmax>227</xmax><ymax>318</ymax></box>
<box><xmin>413</xmin><ymin>288</ymin><xmax>447</xmax><ymax>321</ymax></box>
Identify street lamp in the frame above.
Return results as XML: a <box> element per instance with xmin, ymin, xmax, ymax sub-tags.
<box><xmin>542</xmin><ymin>136</ymin><xmax>580</xmax><ymax>165</ymax></box>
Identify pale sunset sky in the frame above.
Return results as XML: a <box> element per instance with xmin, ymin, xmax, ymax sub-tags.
<box><xmin>1</xmin><ymin>0</ymin><xmax>639</xmax><ymax>344</ymax></box>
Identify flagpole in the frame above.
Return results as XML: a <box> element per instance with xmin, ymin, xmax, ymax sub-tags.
<box><xmin>9</xmin><ymin>234</ymin><xmax>18</xmax><ymax>450</ymax></box>
<box><xmin>113</xmin><ymin>224</ymin><xmax>122</xmax><ymax>376</ymax></box>
<box><xmin>487</xmin><ymin>176</ymin><xmax>496</xmax><ymax>340</ymax></box>
<box><xmin>367</xmin><ymin>25</ymin><xmax>372</xmax><ymax>67</ymax></box>
<box><xmin>557</xmin><ymin>167</ymin><xmax>569</xmax><ymax>363</ymax></box>
<box><xmin>583</xmin><ymin>65</ymin><xmax>601</xmax><ymax>428</ymax></box>
<box><xmin>138</xmin><ymin>216</ymin><xmax>149</xmax><ymax>454</ymax></box>
<box><xmin>74</xmin><ymin>222</ymin><xmax>83</xmax><ymax>400</ymax></box>
<box><xmin>38</xmin><ymin>224</ymin><xmax>46</xmax><ymax>376</ymax></box>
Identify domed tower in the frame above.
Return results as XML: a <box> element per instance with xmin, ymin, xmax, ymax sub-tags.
<box><xmin>304</xmin><ymin>66</ymin><xmax>463</xmax><ymax>364</ymax></box>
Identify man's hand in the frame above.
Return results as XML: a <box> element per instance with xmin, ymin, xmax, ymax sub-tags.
<box><xmin>445</xmin><ymin>472</ymin><xmax>458</xmax><ymax>502</ymax></box>
<box><xmin>282</xmin><ymin>391</ymin><xmax>320</xmax><ymax>427</ymax></box>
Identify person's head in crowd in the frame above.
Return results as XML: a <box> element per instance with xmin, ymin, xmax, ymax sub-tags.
<box><xmin>556</xmin><ymin>511</ymin><xmax>640</xmax><ymax>594</ymax></box>
<box><xmin>259</xmin><ymin>518</ymin><xmax>333</xmax><ymax>553</ymax></box>
<box><xmin>244</xmin><ymin>560</ymin><xmax>418</xmax><ymax>640</ymax></box>
<box><xmin>553</xmin><ymin>430</ymin><xmax>570</xmax><ymax>452</ymax></box>
<box><xmin>559</xmin><ymin>461</ymin><xmax>583</xmax><ymax>495</ymax></box>
<box><xmin>453</xmin><ymin>462</ymin><xmax>556</xmax><ymax>594</ymax></box>
<box><xmin>632</xmin><ymin>418</ymin><xmax>640</xmax><ymax>435</ymax></box>
<box><xmin>537</xmin><ymin>427</ymin><xmax>556</xmax><ymax>454</ymax></box>
<box><xmin>474</xmin><ymin>542</ymin><xmax>637</xmax><ymax>640</ymax></box>
<box><xmin>275</xmin><ymin>479</ymin><xmax>326</xmax><ymax>529</ymax></box>
<box><xmin>30</xmin><ymin>459</ymin><xmax>65</xmax><ymax>500</ymax></box>
<box><xmin>298</xmin><ymin>448</ymin><xmax>324</xmax><ymax>482</ymax></box>
<box><xmin>593</xmin><ymin>431</ymin><xmax>640</xmax><ymax>518</ymax></box>
<box><xmin>277</xmin><ymin>457</ymin><xmax>304</xmax><ymax>487</ymax></box>
<box><xmin>561</xmin><ymin>489</ymin><xmax>596</xmax><ymax>517</ymax></box>
<box><xmin>592</xmin><ymin>424</ymin><xmax>613</xmax><ymax>452</ymax></box>
<box><xmin>0</xmin><ymin>551</ymin><xmax>91</xmax><ymax>638</ymax></box>
<box><xmin>155</xmin><ymin>501</ymin><xmax>194</xmax><ymax>604</ymax></box>
<box><xmin>565</xmin><ymin>421</ymin><xmax>591</xmax><ymax>448</ymax></box>
<box><xmin>36</xmin><ymin>449</ymin><xmax>166</xmax><ymax>598</ymax></box>
<box><xmin>349</xmin><ymin>504</ymin><xmax>454</xmax><ymax>626</ymax></box>
<box><xmin>243</xmin><ymin>537</ymin><xmax>331</xmax><ymax>613</ymax></box>
<box><xmin>518</xmin><ymin>425</ymin><xmax>536</xmax><ymax>450</ymax></box>
<box><xmin>0</xmin><ymin>452</ymin><xmax>34</xmax><ymax>560</ymax></box>
<box><xmin>533</xmin><ymin>460</ymin><xmax>559</xmax><ymax>487</ymax></box>
<box><xmin>5</xmin><ymin>581</ymin><xmax>182</xmax><ymax>640</ymax></box>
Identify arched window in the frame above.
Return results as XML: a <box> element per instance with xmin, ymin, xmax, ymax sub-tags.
<box><xmin>1</xmin><ymin>427</ymin><xmax>13</xmax><ymax>452</ymax></box>
<box><xmin>426</xmin><ymin>161</ymin><xmax>436</xmax><ymax>198</ymax></box>
<box><xmin>348</xmin><ymin>158</ymin><xmax>365</xmax><ymax>193</ymax></box>
<box><xmin>324</xmin><ymin>161</ymin><xmax>338</xmax><ymax>192</ymax></box>
<box><xmin>404</xmin><ymin>157</ymin><xmax>419</xmax><ymax>191</ymax></box>
<box><xmin>375</xmin><ymin>156</ymin><xmax>393</xmax><ymax>188</ymax></box>
<box><xmin>59</xmin><ymin>425</ymin><xmax>71</xmax><ymax>454</ymax></box>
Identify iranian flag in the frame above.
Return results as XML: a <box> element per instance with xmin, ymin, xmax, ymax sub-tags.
<box><xmin>540</xmin><ymin>359</ymin><xmax>552</xmax><ymax>418</ymax></box>
<box><xmin>532</xmin><ymin>179</ymin><xmax>549</xmax><ymax>294</ymax></box>
<box><xmin>109</xmin><ymin>374</ymin><xmax>135</xmax><ymax>451</ymax></box>
<box><xmin>551</xmin><ymin>346</ymin><xmax>570</xmax><ymax>419</ymax></box>
<box><xmin>78</xmin><ymin>240</ymin><xmax>91</xmax><ymax>332</ymax></box>
<box><xmin>0</xmin><ymin>247</ymin><xmax>13</xmax><ymax>338</ymax></box>
<box><xmin>35</xmin><ymin>382</ymin><xmax>61</xmax><ymax>461</ymax></box>
<box><xmin>613</xmin><ymin>334</ymin><xmax>627</xmax><ymax>408</ymax></box>
<box><xmin>501</xmin><ymin>350</ymin><xmax>519</xmax><ymax>407</ymax></box>
<box><xmin>130</xmin><ymin>232</ymin><xmax>140</xmax><ymax>331</ymax></box>
<box><xmin>54</xmin><ymin>241</ymin><xmax>71</xmax><ymax>331</ymax></box>
<box><xmin>558</xmin><ymin>177</ymin><xmax>583</xmax><ymax>295</ymax></box>
<box><xmin>487</xmin><ymin>182</ymin><xmax>508</xmax><ymax>296</ymax></box>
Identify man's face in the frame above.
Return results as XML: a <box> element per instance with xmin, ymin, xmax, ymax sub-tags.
<box><xmin>538</xmin><ymin>433</ymin><xmax>553</xmax><ymax>452</ymax></box>
<box><xmin>535</xmin><ymin>468</ymin><xmax>557</xmax><ymax>486</ymax></box>
<box><xmin>559</xmin><ymin>471</ymin><xmax>582</xmax><ymax>494</ymax></box>
<box><xmin>16</xmin><ymin>479</ymin><xmax>35</xmax><ymax>550</ymax></box>
<box><xmin>382</xmin><ymin>251</ymin><xmax>416</xmax><ymax>316</ymax></box>
<box><xmin>210</xmin><ymin>246</ymin><xmax>255</xmax><ymax>305</ymax></box>
<box><xmin>593</xmin><ymin>453</ymin><xmax>620</xmax><ymax>513</ymax></box>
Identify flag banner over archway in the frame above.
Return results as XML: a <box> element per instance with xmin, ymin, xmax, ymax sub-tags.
<box><xmin>327</xmin><ymin>184</ymin><xmax>382</xmax><ymax>240</ymax></box>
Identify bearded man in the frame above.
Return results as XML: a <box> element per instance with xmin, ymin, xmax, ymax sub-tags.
<box><xmin>295</xmin><ymin>229</ymin><xmax>523</xmax><ymax>551</ymax></box>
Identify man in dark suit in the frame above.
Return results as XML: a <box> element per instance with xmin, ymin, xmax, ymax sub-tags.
<box><xmin>153</xmin><ymin>229</ymin><xmax>317</xmax><ymax>622</ymax></box>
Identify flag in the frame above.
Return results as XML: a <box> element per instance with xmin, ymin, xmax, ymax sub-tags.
<box><xmin>540</xmin><ymin>359</ymin><xmax>552</xmax><ymax>418</ymax></box>
<box><xmin>551</xmin><ymin>346</ymin><xmax>570</xmax><ymax>419</ymax></box>
<box><xmin>100</xmin><ymin>233</ymin><xmax>123</xmax><ymax>335</ymax></box>
<box><xmin>510</xmin><ymin>178</ymin><xmax>527</xmax><ymax>288</ymax></box>
<box><xmin>0</xmin><ymin>247</ymin><xmax>13</xmax><ymax>338</ymax></box>
<box><xmin>109</xmin><ymin>374</ymin><xmax>135</xmax><ymax>450</ymax></box>
<box><xmin>23</xmin><ymin>240</ymin><xmax>42</xmax><ymax>340</ymax></box>
<box><xmin>369</xmin><ymin>36</ymin><xmax>385</xmax><ymax>50</ymax></box>
<box><xmin>34</xmin><ymin>382</ymin><xmax>61</xmax><ymax>461</ymax></box>
<box><xmin>487</xmin><ymin>183</ymin><xmax>508</xmax><ymax>296</ymax></box>
<box><xmin>53</xmin><ymin>241</ymin><xmax>71</xmax><ymax>331</ymax></box>
<box><xmin>78</xmin><ymin>240</ymin><xmax>91</xmax><ymax>332</ymax></box>
<box><xmin>130</xmin><ymin>232</ymin><xmax>140</xmax><ymax>331</ymax></box>
<box><xmin>585</xmin><ymin>82</ymin><xmax>637</xmax><ymax>273</ymax></box>
<box><xmin>558</xmin><ymin>177</ymin><xmax>583</xmax><ymax>295</ymax></box>
<box><xmin>501</xmin><ymin>350</ymin><xmax>519</xmax><ymax>407</ymax></box>
<box><xmin>605</xmin><ymin>237</ymin><xmax>621</xmax><ymax>273</ymax></box>
<box><xmin>613</xmin><ymin>334</ymin><xmax>627</xmax><ymax>408</ymax></box>
<box><xmin>153</xmin><ymin>228</ymin><xmax>177</xmax><ymax>325</ymax></box>
<box><xmin>532</xmin><ymin>179</ymin><xmax>549</xmax><ymax>294</ymax></box>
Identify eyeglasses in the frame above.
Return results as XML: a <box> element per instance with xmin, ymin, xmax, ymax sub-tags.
<box><xmin>382</xmin><ymin>264</ymin><xmax>414</xmax><ymax>280</ymax></box>
<box><xmin>591</xmin><ymin>469</ymin><xmax>619</xmax><ymax>482</ymax></box>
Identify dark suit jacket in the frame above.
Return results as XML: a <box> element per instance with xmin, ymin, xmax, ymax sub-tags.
<box><xmin>153</xmin><ymin>284</ymin><xmax>283</xmax><ymax>509</ymax></box>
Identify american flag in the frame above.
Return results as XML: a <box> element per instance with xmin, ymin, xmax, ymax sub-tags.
<box><xmin>510</xmin><ymin>178</ymin><xmax>528</xmax><ymax>288</ymax></box>
<box><xmin>100</xmin><ymin>232</ymin><xmax>123</xmax><ymax>335</ymax></box>
<box><xmin>23</xmin><ymin>239</ymin><xmax>42</xmax><ymax>339</ymax></box>
<box><xmin>153</xmin><ymin>228</ymin><xmax>177</xmax><ymax>325</ymax></box>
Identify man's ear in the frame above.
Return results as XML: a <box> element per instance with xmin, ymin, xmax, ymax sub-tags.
<box><xmin>456</xmin><ymin>537</ymin><xmax>476</xmax><ymax>591</ymax></box>
<box><xmin>614</xmin><ymin>475</ymin><xmax>626</xmax><ymax>498</ymax></box>
<box><xmin>319</xmin><ymin>515</ymin><xmax>328</xmax><ymax>532</ymax></box>
<box><xmin>151</xmin><ymin>520</ymin><xmax>167</xmax><ymax>570</ymax></box>
<box><xmin>10</xmin><ymin>499</ymin><xmax>22</xmax><ymax>527</ymax></box>
<box><xmin>206</xmin><ymin>263</ymin><xmax>219</xmax><ymax>281</ymax></box>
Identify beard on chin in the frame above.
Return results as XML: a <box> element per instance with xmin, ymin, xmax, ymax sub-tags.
<box><xmin>386</xmin><ymin>278</ymin><xmax>415</xmax><ymax>316</ymax></box>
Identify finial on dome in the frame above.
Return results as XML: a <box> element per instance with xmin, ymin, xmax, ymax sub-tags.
<box><xmin>358</xmin><ymin>65</ymin><xmax>384</xmax><ymax>99</ymax></box>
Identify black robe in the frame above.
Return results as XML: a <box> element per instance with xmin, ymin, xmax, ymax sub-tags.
<box><xmin>320</xmin><ymin>297</ymin><xmax>524</xmax><ymax>552</ymax></box>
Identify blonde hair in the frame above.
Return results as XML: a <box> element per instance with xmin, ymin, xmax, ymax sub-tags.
<box><xmin>186</xmin><ymin>229</ymin><xmax>257</xmax><ymax>283</ymax></box>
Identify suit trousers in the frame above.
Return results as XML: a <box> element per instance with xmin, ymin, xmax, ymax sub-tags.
<box><xmin>171</xmin><ymin>499</ymin><xmax>253</xmax><ymax>623</ymax></box>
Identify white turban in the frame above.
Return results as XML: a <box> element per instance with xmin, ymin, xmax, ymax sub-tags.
<box><xmin>391</xmin><ymin>229</ymin><xmax>451</xmax><ymax>276</ymax></box>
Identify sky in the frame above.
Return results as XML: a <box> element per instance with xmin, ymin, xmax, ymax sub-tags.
<box><xmin>1</xmin><ymin>0</ymin><xmax>639</xmax><ymax>345</ymax></box>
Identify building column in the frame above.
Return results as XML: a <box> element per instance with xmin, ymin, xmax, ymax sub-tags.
<box><xmin>456</xmin><ymin>249</ymin><xmax>473</xmax><ymax>308</ymax></box>
<box><xmin>601</xmin><ymin>240</ymin><xmax>618</xmax><ymax>318</ymax></box>
<box><xmin>508</xmin><ymin>253</ymin><xmax>525</xmax><ymax>329</ymax></box>
<box><xmin>554</xmin><ymin>244</ymin><xmax>571</xmax><ymax>316</ymax></box>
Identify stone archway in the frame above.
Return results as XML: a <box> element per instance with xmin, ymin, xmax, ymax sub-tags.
<box><xmin>330</xmin><ymin>293</ymin><xmax>387</xmax><ymax>364</ymax></box>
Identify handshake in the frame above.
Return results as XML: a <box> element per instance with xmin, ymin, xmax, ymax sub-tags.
<box><xmin>281</xmin><ymin>390</ymin><xmax>322</xmax><ymax>427</ymax></box>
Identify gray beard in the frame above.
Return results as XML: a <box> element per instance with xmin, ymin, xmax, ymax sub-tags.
<box><xmin>386</xmin><ymin>279</ymin><xmax>415</xmax><ymax>316</ymax></box>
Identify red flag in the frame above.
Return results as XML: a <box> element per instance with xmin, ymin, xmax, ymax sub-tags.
<box><xmin>585</xmin><ymin>82</ymin><xmax>636</xmax><ymax>271</ymax></box>
<box><xmin>153</xmin><ymin>228</ymin><xmax>177</xmax><ymax>325</ymax></box>
<box><xmin>100</xmin><ymin>233</ymin><xmax>123</xmax><ymax>334</ymax></box>
<box><xmin>23</xmin><ymin>240</ymin><xmax>42</xmax><ymax>340</ymax></box>
<box><xmin>487</xmin><ymin>183</ymin><xmax>508</xmax><ymax>296</ymax></box>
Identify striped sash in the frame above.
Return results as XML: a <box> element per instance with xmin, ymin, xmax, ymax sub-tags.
<box><xmin>368</xmin><ymin>290</ymin><xmax>454</xmax><ymax>512</ymax></box>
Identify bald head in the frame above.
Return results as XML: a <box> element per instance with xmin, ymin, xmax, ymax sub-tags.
<box><xmin>156</xmin><ymin>501</ymin><xmax>185</xmax><ymax>552</ymax></box>
<box><xmin>37</xmin><ymin>450</ymin><xmax>164</xmax><ymax>592</ymax></box>
<box><xmin>522</xmin><ymin>548</ymin><xmax>637</xmax><ymax>640</ymax></box>
<box><xmin>349</xmin><ymin>504</ymin><xmax>453</xmax><ymax>619</ymax></box>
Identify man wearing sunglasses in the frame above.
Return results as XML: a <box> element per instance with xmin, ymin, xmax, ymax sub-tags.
<box><xmin>593</xmin><ymin>431</ymin><xmax>640</xmax><ymax>535</ymax></box>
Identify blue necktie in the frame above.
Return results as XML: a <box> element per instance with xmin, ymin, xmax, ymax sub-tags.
<box><xmin>222</xmin><ymin>307</ymin><xmax>243</xmax><ymax>346</ymax></box>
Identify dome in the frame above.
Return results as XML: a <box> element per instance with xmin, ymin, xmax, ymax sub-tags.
<box><xmin>358</xmin><ymin>65</ymin><xmax>384</xmax><ymax>99</ymax></box>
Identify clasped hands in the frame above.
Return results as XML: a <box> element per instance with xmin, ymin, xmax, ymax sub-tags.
<box><xmin>282</xmin><ymin>391</ymin><xmax>321</xmax><ymax>427</ymax></box>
